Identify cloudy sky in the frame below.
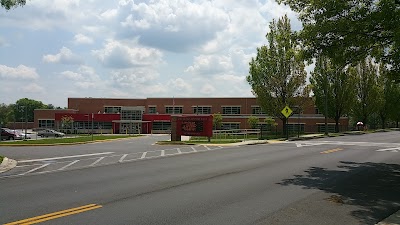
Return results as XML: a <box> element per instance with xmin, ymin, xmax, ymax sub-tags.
<box><xmin>0</xmin><ymin>0</ymin><xmax>301</xmax><ymax>107</ymax></box>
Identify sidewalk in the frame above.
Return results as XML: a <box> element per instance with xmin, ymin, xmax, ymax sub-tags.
<box><xmin>376</xmin><ymin>210</ymin><xmax>400</xmax><ymax>225</ymax></box>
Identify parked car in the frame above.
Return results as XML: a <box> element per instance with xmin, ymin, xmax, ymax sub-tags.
<box><xmin>37</xmin><ymin>129</ymin><xmax>65</xmax><ymax>138</ymax></box>
<box><xmin>12</xmin><ymin>130</ymin><xmax>32</xmax><ymax>139</ymax></box>
<box><xmin>1</xmin><ymin>128</ymin><xmax>22</xmax><ymax>140</ymax></box>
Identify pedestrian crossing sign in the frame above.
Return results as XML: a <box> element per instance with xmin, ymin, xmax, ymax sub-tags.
<box><xmin>281</xmin><ymin>106</ymin><xmax>293</xmax><ymax>118</ymax></box>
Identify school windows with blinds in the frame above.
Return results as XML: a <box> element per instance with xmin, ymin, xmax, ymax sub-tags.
<box><xmin>104</xmin><ymin>106</ymin><xmax>121</xmax><ymax>114</ymax></box>
<box><xmin>165</xmin><ymin>106</ymin><xmax>183</xmax><ymax>114</ymax></box>
<box><xmin>221</xmin><ymin>123</ymin><xmax>240</xmax><ymax>130</ymax></box>
<box><xmin>148</xmin><ymin>106</ymin><xmax>157</xmax><ymax>114</ymax></box>
<box><xmin>222</xmin><ymin>106</ymin><xmax>241</xmax><ymax>114</ymax></box>
<box><xmin>251</xmin><ymin>106</ymin><xmax>265</xmax><ymax>115</ymax></box>
<box><xmin>38</xmin><ymin>119</ymin><xmax>55</xmax><ymax>128</ymax></box>
<box><xmin>287</xmin><ymin>124</ymin><xmax>305</xmax><ymax>132</ymax></box>
<box><xmin>152</xmin><ymin>121</ymin><xmax>171</xmax><ymax>131</ymax></box>
<box><xmin>193</xmin><ymin>106</ymin><xmax>211</xmax><ymax>114</ymax></box>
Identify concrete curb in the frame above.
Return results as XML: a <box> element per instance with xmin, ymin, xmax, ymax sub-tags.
<box><xmin>0</xmin><ymin>157</ymin><xmax>17</xmax><ymax>173</ymax></box>
<box><xmin>376</xmin><ymin>210</ymin><xmax>400</xmax><ymax>225</ymax></box>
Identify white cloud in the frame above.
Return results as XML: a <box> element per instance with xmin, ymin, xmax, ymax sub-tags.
<box><xmin>200</xmin><ymin>83</ymin><xmax>216</xmax><ymax>95</ymax></box>
<box><xmin>117</xmin><ymin>0</ymin><xmax>230</xmax><ymax>52</ymax></box>
<box><xmin>0</xmin><ymin>64</ymin><xmax>39</xmax><ymax>79</ymax></box>
<box><xmin>166</xmin><ymin>78</ymin><xmax>193</xmax><ymax>93</ymax></box>
<box><xmin>93</xmin><ymin>40</ymin><xmax>163</xmax><ymax>68</ymax></box>
<box><xmin>185</xmin><ymin>55</ymin><xmax>233</xmax><ymax>76</ymax></box>
<box><xmin>21</xmin><ymin>83</ymin><xmax>45</xmax><ymax>93</ymax></box>
<box><xmin>61</xmin><ymin>71</ymin><xmax>84</xmax><ymax>81</ymax></box>
<box><xmin>73</xmin><ymin>34</ymin><xmax>93</xmax><ymax>44</ymax></box>
<box><xmin>43</xmin><ymin>47</ymin><xmax>83</xmax><ymax>64</ymax></box>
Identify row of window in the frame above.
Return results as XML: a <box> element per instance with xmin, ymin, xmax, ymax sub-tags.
<box><xmin>147</xmin><ymin>106</ymin><xmax>266</xmax><ymax>115</ymax></box>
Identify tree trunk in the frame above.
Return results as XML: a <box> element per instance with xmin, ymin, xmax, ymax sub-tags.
<box><xmin>380</xmin><ymin>114</ymin><xmax>386</xmax><ymax>129</ymax></box>
<box><xmin>334</xmin><ymin>116</ymin><xmax>340</xmax><ymax>133</ymax></box>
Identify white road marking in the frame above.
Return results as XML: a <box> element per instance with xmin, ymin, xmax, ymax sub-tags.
<box><xmin>191</xmin><ymin>146</ymin><xmax>197</xmax><ymax>152</ymax></box>
<box><xmin>376</xmin><ymin>147</ymin><xmax>400</xmax><ymax>153</ymax></box>
<box><xmin>177</xmin><ymin>148</ymin><xmax>182</xmax><ymax>154</ymax></box>
<box><xmin>90</xmin><ymin>157</ymin><xmax>104</xmax><ymax>166</ymax></box>
<box><xmin>59</xmin><ymin>160</ymin><xmax>79</xmax><ymax>170</ymax></box>
<box><xmin>18</xmin><ymin>152</ymin><xmax>115</xmax><ymax>163</ymax></box>
<box><xmin>21</xmin><ymin>164</ymin><xmax>50</xmax><ymax>175</ymax></box>
<box><xmin>161</xmin><ymin>150</ymin><xmax>165</xmax><ymax>156</ymax></box>
<box><xmin>141</xmin><ymin>152</ymin><xmax>147</xmax><ymax>159</ymax></box>
<box><xmin>204</xmin><ymin>145</ymin><xmax>211</xmax><ymax>150</ymax></box>
<box><xmin>119</xmin><ymin>154</ymin><xmax>128</xmax><ymax>162</ymax></box>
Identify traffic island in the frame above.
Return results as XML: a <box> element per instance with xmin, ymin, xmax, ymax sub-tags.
<box><xmin>0</xmin><ymin>157</ymin><xmax>17</xmax><ymax>173</ymax></box>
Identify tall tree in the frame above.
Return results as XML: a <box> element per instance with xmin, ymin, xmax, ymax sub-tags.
<box><xmin>1</xmin><ymin>0</ymin><xmax>26</xmax><ymax>10</ymax></box>
<box><xmin>310</xmin><ymin>56</ymin><xmax>356</xmax><ymax>132</ymax></box>
<box><xmin>247</xmin><ymin>15</ymin><xmax>307</xmax><ymax>134</ymax></box>
<box><xmin>350</xmin><ymin>58</ymin><xmax>380</xmax><ymax>126</ymax></box>
<box><xmin>386</xmin><ymin>82</ymin><xmax>400</xmax><ymax>127</ymax></box>
<box><xmin>14</xmin><ymin>98</ymin><xmax>47</xmax><ymax>122</ymax></box>
<box><xmin>277</xmin><ymin>0</ymin><xmax>400</xmax><ymax>81</ymax></box>
<box><xmin>0</xmin><ymin>103</ymin><xmax>14</xmax><ymax>127</ymax></box>
<box><xmin>375</xmin><ymin>64</ymin><xmax>392</xmax><ymax>128</ymax></box>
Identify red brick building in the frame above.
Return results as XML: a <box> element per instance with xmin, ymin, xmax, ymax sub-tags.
<box><xmin>33</xmin><ymin>97</ymin><xmax>349</xmax><ymax>134</ymax></box>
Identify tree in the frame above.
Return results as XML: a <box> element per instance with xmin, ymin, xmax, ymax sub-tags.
<box><xmin>375</xmin><ymin>64</ymin><xmax>392</xmax><ymax>129</ymax></box>
<box><xmin>247</xmin><ymin>116</ymin><xmax>259</xmax><ymax>129</ymax></box>
<box><xmin>277</xmin><ymin>0</ymin><xmax>400</xmax><ymax>80</ymax></box>
<box><xmin>386</xmin><ymin>81</ymin><xmax>400</xmax><ymax>127</ymax></box>
<box><xmin>1</xmin><ymin>0</ymin><xmax>26</xmax><ymax>10</ymax></box>
<box><xmin>61</xmin><ymin>115</ymin><xmax>74</xmax><ymax>129</ymax></box>
<box><xmin>14</xmin><ymin>98</ymin><xmax>47</xmax><ymax>122</ymax></box>
<box><xmin>310</xmin><ymin>55</ymin><xmax>356</xmax><ymax>132</ymax></box>
<box><xmin>0</xmin><ymin>103</ymin><xmax>14</xmax><ymax>127</ymax></box>
<box><xmin>247</xmin><ymin>15</ymin><xmax>307</xmax><ymax>135</ymax></box>
<box><xmin>350</xmin><ymin>58</ymin><xmax>380</xmax><ymax>126</ymax></box>
<box><xmin>212</xmin><ymin>113</ymin><xmax>223</xmax><ymax>130</ymax></box>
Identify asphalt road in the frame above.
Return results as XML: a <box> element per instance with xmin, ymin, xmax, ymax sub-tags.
<box><xmin>0</xmin><ymin>134</ymin><xmax>171</xmax><ymax>161</ymax></box>
<box><xmin>1</xmin><ymin>132</ymin><xmax>400</xmax><ymax>225</ymax></box>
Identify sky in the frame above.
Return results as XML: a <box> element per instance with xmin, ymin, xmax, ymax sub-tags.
<box><xmin>0</xmin><ymin>0</ymin><xmax>302</xmax><ymax>107</ymax></box>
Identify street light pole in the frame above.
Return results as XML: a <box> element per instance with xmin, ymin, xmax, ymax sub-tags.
<box><xmin>24</xmin><ymin>106</ymin><xmax>27</xmax><ymax>140</ymax></box>
<box><xmin>91</xmin><ymin>113</ymin><xmax>94</xmax><ymax>141</ymax></box>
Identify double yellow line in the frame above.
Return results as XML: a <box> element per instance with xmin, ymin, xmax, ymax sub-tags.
<box><xmin>320</xmin><ymin>148</ymin><xmax>344</xmax><ymax>154</ymax></box>
<box><xmin>4</xmin><ymin>204</ymin><xmax>102</xmax><ymax>225</ymax></box>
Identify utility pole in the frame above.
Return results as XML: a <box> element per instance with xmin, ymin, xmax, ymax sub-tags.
<box><xmin>91</xmin><ymin>113</ymin><xmax>94</xmax><ymax>141</ymax></box>
<box><xmin>324</xmin><ymin>72</ymin><xmax>329</xmax><ymax>136</ymax></box>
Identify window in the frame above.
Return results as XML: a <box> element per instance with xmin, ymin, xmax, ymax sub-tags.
<box><xmin>121</xmin><ymin>110</ymin><xmax>143</xmax><ymax>120</ymax></box>
<box><xmin>193</xmin><ymin>106</ymin><xmax>211</xmax><ymax>114</ymax></box>
<box><xmin>221</xmin><ymin>123</ymin><xmax>240</xmax><ymax>130</ymax></box>
<box><xmin>287</xmin><ymin>124</ymin><xmax>305</xmax><ymax>133</ymax></box>
<box><xmin>317</xmin><ymin>124</ymin><xmax>335</xmax><ymax>133</ymax></box>
<box><xmin>222</xmin><ymin>106</ymin><xmax>241</xmax><ymax>114</ymax></box>
<box><xmin>251</xmin><ymin>106</ymin><xmax>265</xmax><ymax>115</ymax></box>
<box><xmin>38</xmin><ymin>119</ymin><xmax>54</xmax><ymax>128</ymax></box>
<box><xmin>152</xmin><ymin>121</ymin><xmax>171</xmax><ymax>131</ymax></box>
<box><xmin>165</xmin><ymin>106</ymin><xmax>183</xmax><ymax>114</ymax></box>
<box><xmin>104</xmin><ymin>106</ymin><xmax>121</xmax><ymax>114</ymax></box>
<box><xmin>148</xmin><ymin>106</ymin><xmax>157</xmax><ymax>114</ymax></box>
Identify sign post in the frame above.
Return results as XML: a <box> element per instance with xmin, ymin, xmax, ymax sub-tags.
<box><xmin>281</xmin><ymin>106</ymin><xmax>293</xmax><ymax>140</ymax></box>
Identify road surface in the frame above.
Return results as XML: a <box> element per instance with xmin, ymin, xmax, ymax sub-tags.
<box><xmin>1</xmin><ymin>132</ymin><xmax>399</xmax><ymax>225</ymax></box>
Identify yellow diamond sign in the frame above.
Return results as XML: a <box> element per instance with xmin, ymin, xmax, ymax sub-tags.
<box><xmin>281</xmin><ymin>106</ymin><xmax>293</xmax><ymax>118</ymax></box>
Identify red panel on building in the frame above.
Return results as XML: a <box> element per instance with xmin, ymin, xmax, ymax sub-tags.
<box><xmin>176</xmin><ymin>115</ymin><xmax>213</xmax><ymax>137</ymax></box>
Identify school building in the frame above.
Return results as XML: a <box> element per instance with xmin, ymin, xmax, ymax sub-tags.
<box><xmin>33</xmin><ymin>97</ymin><xmax>349</xmax><ymax>134</ymax></box>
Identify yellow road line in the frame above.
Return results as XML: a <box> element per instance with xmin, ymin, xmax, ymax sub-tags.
<box><xmin>4</xmin><ymin>204</ymin><xmax>102</xmax><ymax>225</ymax></box>
<box><xmin>320</xmin><ymin>148</ymin><xmax>344</xmax><ymax>154</ymax></box>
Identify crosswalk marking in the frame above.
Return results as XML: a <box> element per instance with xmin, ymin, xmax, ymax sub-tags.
<box><xmin>59</xmin><ymin>160</ymin><xmax>79</xmax><ymax>170</ymax></box>
<box><xmin>321</xmin><ymin>148</ymin><xmax>344</xmax><ymax>154</ymax></box>
<box><xmin>2</xmin><ymin>145</ymin><xmax>228</xmax><ymax>178</ymax></box>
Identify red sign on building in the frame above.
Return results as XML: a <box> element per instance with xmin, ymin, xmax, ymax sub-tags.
<box><xmin>176</xmin><ymin>115</ymin><xmax>213</xmax><ymax>137</ymax></box>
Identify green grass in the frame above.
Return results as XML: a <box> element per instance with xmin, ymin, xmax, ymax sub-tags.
<box><xmin>0</xmin><ymin>155</ymin><xmax>3</xmax><ymax>164</ymax></box>
<box><xmin>0</xmin><ymin>135</ymin><xmax>138</xmax><ymax>145</ymax></box>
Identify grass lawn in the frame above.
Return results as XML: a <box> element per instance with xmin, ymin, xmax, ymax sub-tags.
<box><xmin>0</xmin><ymin>135</ymin><xmax>138</xmax><ymax>145</ymax></box>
